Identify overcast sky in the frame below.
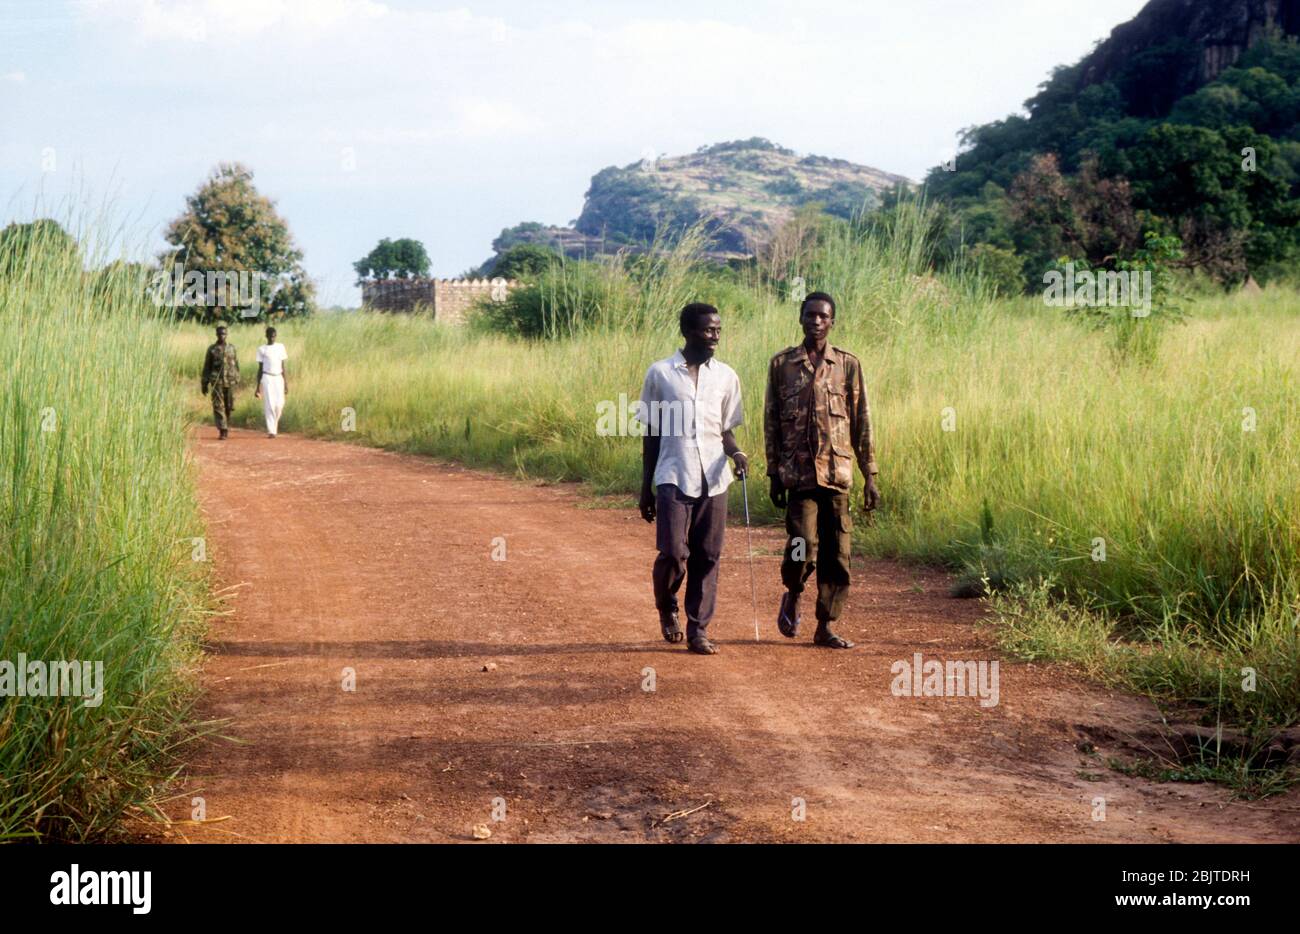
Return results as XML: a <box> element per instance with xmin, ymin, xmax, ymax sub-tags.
<box><xmin>0</xmin><ymin>0</ymin><xmax>1152</xmax><ymax>304</ymax></box>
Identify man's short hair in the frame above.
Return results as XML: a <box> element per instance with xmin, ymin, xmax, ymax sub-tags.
<box><xmin>800</xmin><ymin>291</ymin><xmax>836</xmax><ymax>318</ymax></box>
<box><xmin>679</xmin><ymin>302</ymin><xmax>719</xmax><ymax>334</ymax></box>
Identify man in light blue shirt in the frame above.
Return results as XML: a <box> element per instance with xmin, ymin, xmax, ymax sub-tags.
<box><xmin>637</xmin><ymin>303</ymin><xmax>749</xmax><ymax>655</ymax></box>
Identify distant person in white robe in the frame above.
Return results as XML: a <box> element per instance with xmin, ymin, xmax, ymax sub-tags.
<box><xmin>254</xmin><ymin>326</ymin><xmax>288</xmax><ymax>438</ymax></box>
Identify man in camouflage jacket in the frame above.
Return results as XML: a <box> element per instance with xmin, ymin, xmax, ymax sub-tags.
<box><xmin>201</xmin><ymin>323</ymin><xmax>241</xmax><ymax>440</ymax></box>
<box><xmin>764</xmin><ymin>292</ymin><xmax>880</xmax><ymax>648</ymax></box>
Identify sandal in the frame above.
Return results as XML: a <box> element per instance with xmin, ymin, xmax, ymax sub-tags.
<box><xmin>813</xmin><ymin>628</ymin><xmax>855</xmax><ymax>649</ymax></box>
<box><xmin>688</xmin><ymin>636</ymin><xmax>718</xmax><ymax>655</ymax></box>
<box><xmin>659</xmin><ymin>609</ymin><xmax>684</xmax><ymax>644</ymax></box>
<box><xmin>777</xmin><ymin>592</ymin><xmax>801</xmax><ymax>639</ymax></box>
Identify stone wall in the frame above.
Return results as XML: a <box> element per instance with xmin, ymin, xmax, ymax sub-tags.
<box><xmin>432</xmin><ymin>278</ymin><xmax>508</xmax><ymax>325</ymax></box>
<box><xmin>360</xmin><ymin>277</ymin><xmax>516</xmax><ymax>323</ymax></box>
<box><xmin>360</xmin><ymin>278</ymin><xmax>435</xmax><ymax>313</ymax></box>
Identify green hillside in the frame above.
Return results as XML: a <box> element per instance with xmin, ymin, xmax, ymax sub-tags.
<box><xmin>922</xmin><ymin>0</ymin><xmax>1300</xmax><ymax>288</ymax></box>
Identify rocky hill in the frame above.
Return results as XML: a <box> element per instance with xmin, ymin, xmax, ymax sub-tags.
<box><xmin>1072</xmin><ymin>0</ymin><xmax>1300</xmax><ymax>117</ymax></box>
<box><xmin>487</xmin><ymin>138</ymin><xmax>910</xmax><ymax>266</ymax></box>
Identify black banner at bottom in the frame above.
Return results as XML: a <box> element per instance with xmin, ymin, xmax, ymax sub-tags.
<box><xmin>0</xmin><ymin>842</ymin><xmax>1288</xmax><ymax>920</ymax></box>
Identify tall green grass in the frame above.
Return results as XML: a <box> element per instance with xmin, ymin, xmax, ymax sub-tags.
<box><xmin>170</xmin><ymin>207</ymin><xmax>1300</xmax><ymax>739</ymax></box>
<box><xmin>1</xmin><ymin>218</ymin><xmax>208</xmax><ymax>840</ymax></box>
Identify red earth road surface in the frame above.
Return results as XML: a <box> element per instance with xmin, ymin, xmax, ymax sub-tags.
<box><xmin>155</xmin><ymin>429</ymin><xmax>1300</xmax><ymax>843</ymax></box>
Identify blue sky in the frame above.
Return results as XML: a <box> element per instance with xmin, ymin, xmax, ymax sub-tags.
<box><xmin>0</xmin><ymin>0</ymin><xmax>1151</xmax><ymax>305</ymax></box>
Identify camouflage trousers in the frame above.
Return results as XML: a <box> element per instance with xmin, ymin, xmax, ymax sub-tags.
<box><xmin>780</xmin><ymin>486</ymin><xmax>853</xmax><ymax>624</ymax></box>
<box><xmin>211</xmin><ymin>385</ymin><xmax>236</xmax><ymax>431</ymax></box>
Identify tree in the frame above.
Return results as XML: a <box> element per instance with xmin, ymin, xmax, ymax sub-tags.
<box><xmin>161</xmin><ymin>162</ymin><xmax>315</xmax><ymax>321</ymax></box>
<box><xmin>1126</xmin><ymin>124</ymin><xmax>1296</xmax><ymax>279</ymax></box>
<box><xmin>0</xmin><ymin>219</ymin><xmax>80</xmax><ymax>280</ymax></box>
<box><xmin>489</xmin><ymin>243</ymin><xmax>560</xmax><ymax>280</ymax></box>
<box><xmin>1128</xmin><ymin>125</ymin><xmax>1246</xmax><ymax>225</ymax></box>
<box><xmin>1007</xmin><ymin>153</ymin><xmax>1142</xmax><ymax>278</ymax></box>
<box><xmin>353</xmin><ymin>237</ymin><xmax>431</xmax><ymax>284</ymax></box>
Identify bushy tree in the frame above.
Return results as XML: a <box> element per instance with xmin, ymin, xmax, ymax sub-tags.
<box><xmin>489</xmin><ymin>243</ymin><xmax>560</xmax><ymax>280</ymax></box>
<box><xmin>0</xmin><ymin>219</ymin><xmax>80</xmax><ymax>280</ymax></box>
<box><xmin>353</xmin><ymin>237</ymin><xmax>431</xmax><ymax>284</ymax></box>
<box><xmin>162</xmin><ymin>163</ymin><xmax>315</xmax><ymax>320</ymax></box>
<box><xmin>474</xmin><ymin>259</ymin><xmax>634</xmax><ymax>339</ymax></box>
<box><xmin>1008</xmin><ymin>153</ymin><xmax>1143</xmax><ymax>277</ymax></box>
<box><xmin>1127</xmin><ymin>124</ymin><xmax>1296</xmax><ymax>281</ymax></box>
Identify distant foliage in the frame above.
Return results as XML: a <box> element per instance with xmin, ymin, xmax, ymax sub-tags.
<box><xmin>0</xmin><ymin>219</ymin><xmax>79</xmax><ymax>279</ymax></box>
<box><xmin>925</xmin><ymin>32</ymin><xmax>1300</xmax><ymax>285</ymax></box>
<box><xmin>489</xmin><ymin>243</ymin><xmax>561</xmax><ymax>281</ymax></box>
<box><xmin>800</xmin><ymin>181</ymin><xmax>878</xmax><ymax>221</ymax></box>
<box><xmin>353</xmin><ymin>237</ymin><xmax>431</xmax><ymax>283</ymax></box>
<box><xmin>1007</xmin><ymin>153</ymin><xmax>1144</xmax><ymax>278</ymax></box>
<box><xmin>763</xmin><ymin>172</ymin><xmax>804</xmax><ymax>197</ymax></box>
<box><xmin>968</xmin><ymin>243</ymin><xmax>1025</xmax><ymax>296</ymax></box>
<box><xmin>696</xmin><ymin>137</ymin><xmax>794</xmax><ymax>157</ymax></box>
<box><xmin>475</xmin><ymin>259</ymin><xmax>626</xmax><ymax>338</ymax></box>
<box><xmin>491</xmin><ymin>221</ymin><xmax>549</xmax><ymax>254</ymax></box>
<box><xmin>473</xmin><ymin>225</ymin><xmax>716</xmax><ymax>340</ymax></box>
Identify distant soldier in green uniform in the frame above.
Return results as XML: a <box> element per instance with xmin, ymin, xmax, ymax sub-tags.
<box><xmin>201</xmin><ymin>324</ymin><xmax>240</xmax><ymax>440</ymax></box>
<box><xmin>764</xmin><ymin>292</ymin><xmax>880</xmax><ymax>649</ymax></box>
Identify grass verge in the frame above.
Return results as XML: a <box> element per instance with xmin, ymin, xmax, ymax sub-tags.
<box><xmin>1</xmin><ymin>218</ymin><xmax>211</xmax><ymax>840</ymax></box>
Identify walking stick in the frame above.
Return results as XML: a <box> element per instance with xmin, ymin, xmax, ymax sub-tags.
<box><xmin>741</xmin><ymin>471</ymin><xmax>760</xmax><ymax>642</ymax></box>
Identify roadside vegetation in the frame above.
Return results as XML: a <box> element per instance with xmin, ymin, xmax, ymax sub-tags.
<box><xmin>1</xmin><ymin>218</ymin><xmax>210</xmax><ymax>840</ymax></box>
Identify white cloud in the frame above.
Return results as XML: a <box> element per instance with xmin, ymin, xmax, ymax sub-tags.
<box><xmin>82</xmin><ymin>0</ymin><xmax>391</xmax><ymax>42</ymax></box>
<box><xmin>2</xmin><ymin>71</ymin><xmax>26</xmax><ymax>84</ymax></box>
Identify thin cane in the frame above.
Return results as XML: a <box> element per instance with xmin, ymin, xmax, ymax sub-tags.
<box><xmin>741</xmin><ymin>472</ymin><xmax>760</xmax><ymax>642</ymax></box>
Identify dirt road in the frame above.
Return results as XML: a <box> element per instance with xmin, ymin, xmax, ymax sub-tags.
<box><xmin>161</xmin><ymin>429</ymin><xmax>1300</xmax><ymax>842</ymax></box>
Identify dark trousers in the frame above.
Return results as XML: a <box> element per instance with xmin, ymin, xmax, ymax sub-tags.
<box><xmin>781</xmin><ymin>486</ymin><xmax>852</xmax><ymax>624</ymax></box>
<box><xmin>653</xmin><ymin>484</ymin><xmax>727</xmax><ymax>639</ymax></box>
<box><xmin>211</xmin><ymin>385</ymin><xmax>235</xmax><ymax>430</ymax></box>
